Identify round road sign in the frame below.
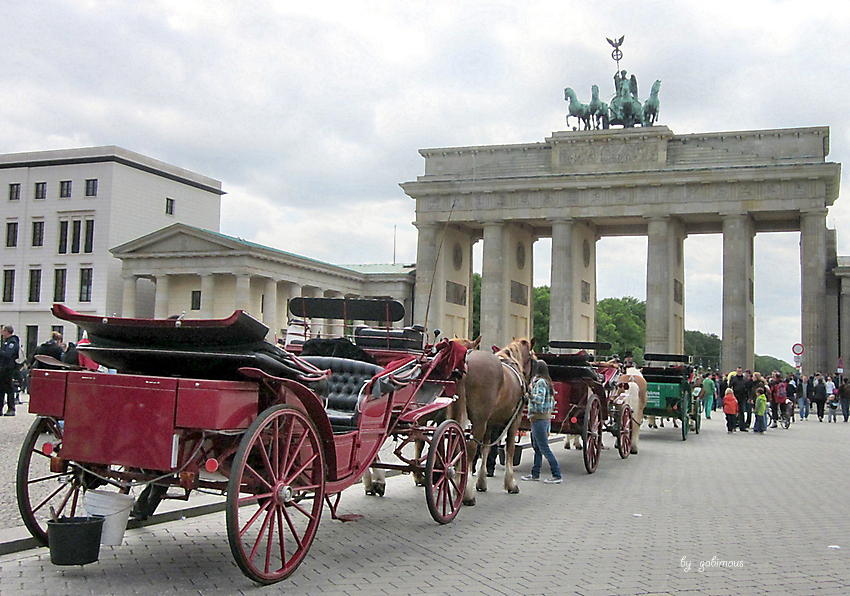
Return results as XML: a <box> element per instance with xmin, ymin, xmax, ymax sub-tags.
<box><xmin>792</xmin><ymin>343</ymin><xmax>804</xmax><ymax>356</ymax></box>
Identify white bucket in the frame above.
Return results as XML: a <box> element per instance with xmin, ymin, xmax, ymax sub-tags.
<box><xmin>84</xmin><ymin>490</ymin><xmax>135</xmax><ymax>546</ymax></box>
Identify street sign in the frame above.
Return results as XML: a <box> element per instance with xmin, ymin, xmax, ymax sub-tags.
<box><xmin>792</xmin><ymin>343</ymin><xmax>804</xmax><ymax>356</ymax></box>
<box><xmin>794</xmin><ymin>355</ymin><xmax>802</xmax><ymax>365</ymax></box>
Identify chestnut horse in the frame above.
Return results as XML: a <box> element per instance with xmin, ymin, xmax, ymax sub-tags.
<box><xmin>451</xmin><ymin>338</ymin><xmax>535</xmax><ymax>506</ymax></box>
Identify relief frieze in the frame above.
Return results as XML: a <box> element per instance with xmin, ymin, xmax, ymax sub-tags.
<box><xmin>558</xmin><ymin>141</ymin><xmax>659</xmax><ymax>167</ymax></box>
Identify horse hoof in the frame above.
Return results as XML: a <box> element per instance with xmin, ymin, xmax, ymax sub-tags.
<box><xmin>507</xmin><ymin>486</ymin><xmax>520</xmax><ymax>495</ymax></box>
<box><xmin>630</xmin><ymin>447</ymin><xmax>638</xmax><ymax>455</ymax></box>
<box><xmin>476</xmin><ymin>485</ymin><xmax>487</xmax><ymax>493</ymax></box>
<box><xmin>463</xmin><ymin>497</ymin><xmax>476</xmax><ymax>506</ymax></box>
<box><xmin>564</xmin><ymin>443</ymin><xmax>570</xmax><ymax>449</ymax></box>
<box><xmin>373</xmin><ymin>483</ymin><xmax>385</xmax><ymax>497</ymax></box>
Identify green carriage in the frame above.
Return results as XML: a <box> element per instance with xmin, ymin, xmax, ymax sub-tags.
<box><xmin>641</xmin><ymin>353</ymin><xmax>700</xmax><ymax>440</ymax></box>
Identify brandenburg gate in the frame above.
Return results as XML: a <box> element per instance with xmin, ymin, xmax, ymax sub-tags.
<box><xmin>401</xmin><ymin>125</ymin><xmax>841</xmax><ymax>374</ymax></box>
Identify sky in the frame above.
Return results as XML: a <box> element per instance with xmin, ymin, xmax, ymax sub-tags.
<box><xmin>1</xmin><ymin>0</ymin><xmax>848</xmax><ymax>365</ymax></box>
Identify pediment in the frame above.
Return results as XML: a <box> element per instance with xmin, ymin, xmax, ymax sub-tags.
<box><xmin>138</xmin><ymin>233</ymin><xmax>236</xmax><ymax>254</ymax></box>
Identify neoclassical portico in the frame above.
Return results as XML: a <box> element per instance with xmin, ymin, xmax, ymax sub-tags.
<box><xmin>402</xmin><ymin>126</ymin><xmax>840</xmax><ymax>373</ymax></box>
<box><xmin>113</xmin><ymin>224</ymin><xmax>415</xmax><ymax>341</ymax></box>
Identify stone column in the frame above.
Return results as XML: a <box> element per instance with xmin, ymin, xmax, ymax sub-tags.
<box><xmin>413</xmin><ymin>223</ymin><xmax>439</xmax><ymax>330</ymax></box>
<box><xmin>801</xmin><ymin>210</ymin><xmax>828</xmax><ymax>375</ymax></box>
<box><xmin>200</xmin><ymin>273</ymin><xmax>215</xmax><ymax>319</ymax></box>
<box><xmin>840</xmin><ymin>278</ymin><xmax>850</xmax><ymax>375</ymax></box>
<box><xmin>549</xmin><ymin>219</ymin><xmax>574</xmax><ymax>343</ymax></box>
<box><xmin>645</xmin><ymin>218</ymin><xmax>671</xmax><ymax>354</ymax></box>
<box><xmin>646</xmin><ymin>217</ymin><xmax>686</xmax><ymax>355</ymax></box>
<box><xmin>121</xmin><ymin>276</ymin><xmax>137</xmax><ymax>318</ymax></box>
<box><xmin>234</xmin><ymin>274</ymin><xmax>251</xmax><ymax>314</ymax></box>
<box><xmin>264</xmin><ymin>278</ymin><xmax>279</xmax><ymax>341</ymax></box>
<box><xmin>154</xmin><ymin>275</ymin><xmax>170</xmax><ymax>319</ymax></box>
<box><xmin>721</xmin><ymin>214</ymin><xmax>755</xmax><ymax>372</ymax></box>
<box><xmin>481</xmin><ymin>221</ymin><xmax>505</xmax><ymax>349</ymax></box>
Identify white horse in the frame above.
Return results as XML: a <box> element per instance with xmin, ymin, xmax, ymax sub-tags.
<box><xmin>611</xmin><ymin>367</ymin><xmax>648</xmax><ymax>454</ymax></box>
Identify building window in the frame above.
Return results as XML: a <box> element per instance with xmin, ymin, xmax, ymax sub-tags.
<box><xmin>5</xmin><ymin>222</ymin><xmax>18</xmax><ymax>247</ymax></box>
<box><xmin>31</xmin><ymin>221</ymin><xmax>44</xmax><ymax>247</ymax></box>
<box><xmin>60</xmin><ymin>180</ymin><xmax>72</xmax><ymax>198</ymax></box>
<box><xmin>71</xmin><ymin>220</ymin><xmax>82</xmax><ymax>254</ymax></box>
<box><xmin>165</xmin><ymin>197</ymin><xmax>175</xmax><ymax>215</ymax></box>
<box><xmin>54</xmin><ymin>268</ymin><xmax>66</xmax><ymax>302</ymax></box>
<box><xmin>58</xmin><ymin>220</ymin><xmax>68</xmax><ymax>254</ymax></box>
<box><xmin>25</xmin><ymin>326</ymin><xmax>38</xmax><ymax>360</ymax></box>
<box><xmin>9</xmin><ymin>183</ymin><xmax>20</xmax><ymax>201</ymax></box>
<box><xmin>2</xmin><ymin>270</ymin><xmax>14</xmax><ymax>302</ymax></box>
<box><xmin>191</xmin><ymin>290</ymin><xmax>202</xmax><ymax>311</ymax></box>
<box><xmin>34</xmin><ymin>182</ymin><xmax>46</xmax><ymax>200</ymax></box>
<box><xmin>28</xmin><ymin>269</ymin><xmax>41</xmax><ymax>302</ymax></box>
<box><xmin>84</xmin><ymin>219</ymin><xmax>94</xmax><ymax>253</ymax></box>
<box><xmin>79</xmin><ymin>268</ymin><xmax>92</xmax><ymax>302</ymax></box>
<box><xmin>85</xmin><ymin>179</ymin><xmax>98</xmax><ymax>197</ymax></box>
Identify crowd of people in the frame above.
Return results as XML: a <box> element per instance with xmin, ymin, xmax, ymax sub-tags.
<box><xmin>695</xmin><ymin>366</ymin><xmax>850</xmax><ymax>434</ymax></box>
<box><xmin>0</xmin><ymin>327</ymin><xmax>83</xmax><ymax>417</ymax></box>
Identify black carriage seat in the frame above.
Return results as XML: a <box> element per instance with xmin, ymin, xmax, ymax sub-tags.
<box><xmin>353</xmin><ymin>326</ymin><xmax>424</xmax><ymax>351</ymax></box>
<box><xmin>299</xmin><ymin>356</ymin><xmax>384</xmax><ymax>433</ymax></box>
<box><xmin>548</xmin><ymin>364</ymin><xmax>600</xmax><ymax>382</ymax></box>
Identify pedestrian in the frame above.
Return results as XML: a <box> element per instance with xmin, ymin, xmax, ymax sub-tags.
<box><xmin>30</xmin><ymin>331</ymin><xmax>64</xmax><ymax>369</ymax></box>
<box><xmin>826</xmin><ymin>375</ymin><xmax>836</xmax><ymax>399</ymax></box>
<box><xmin>813</xmin><ymin>374</ymin><xmax>828</xmax><ymax>422</ymax></box>
<box><xmin>753</xmin><ymin>387</ymin><xmax>768</xmax><ymax>433</ymax></box>
<box><xmin>769</xmin><ymin>372</ymin><xmax>788</xmax><ymax>428</ymax></box>
<box><xmin>785</xmin><ymin>373</ymin><xmax>797</xmax><ymax>422</ymax></box>
<box><xmin>729</xmin><ymin>366</ymin><xmax>749</xmax><ymax>432</ymax></box>
<box><xmin>723</xmin><ymin>388</ymin><xmax>739</xmax><ymax>434</ymax></box>
<box><xmin>521</xmin><ymin>359</ymin><xmax>562</xmax><ymax>484</ymax></box>
<box><xmin>0</xmin><ymin>325</ymin><xmax>21</xmax><ymax>416</ymax></box>
<box><xmin>702</xmin><ymin>373</ymin><xmax>715</xmax><ymax>418</ymax></box>
<box><xmin>799</xmin><ymin>374</ymin><xmax>811</xmax><ymax>420</ymax></box>
<box><xmin>717</xmin><ymin>373</ymin><xmax>727</xmax><ymax>412</ymax></box>
<box><xmin>827</xmin><ymin>391</ymin><xmax>839</xmax><ymax>423</ymax></box>
<box><xmin>839</xmin><ymin>378</ymin><xmax>850</xmax><ymax>423</ymax></box>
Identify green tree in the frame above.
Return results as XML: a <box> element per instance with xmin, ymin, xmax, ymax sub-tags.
<box><xmin>684</xmin><ymin>330</ymin><xmax>721</xmax><ymax>371</ymax></box>
<box><xmin>754</xmin><ymin>354</ymin><xmax>794</xmax><ymax>376</ymax></box>
<box><xmin>472</xmin><ymin>273</ymin><xmax>481</xmax><ymax>340</ymax></box>
<box><xmin>595</xmin><ymin>296</ymin><xmax>645</xmax><ymax>362</ymax></box>
<box><xmin>532</xmin><ymin>285</ymin><xmax>550</xmax><ymax>349</ymax></box>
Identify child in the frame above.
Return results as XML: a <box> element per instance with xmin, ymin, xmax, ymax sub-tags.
<box><xmin>723</xmin><ymin>388</ymin><xmax>739</xmax><ymax>434</ymax></box>
<box><xmin>827</xmin><ymin>392</ymin><xmax>839</xmax><ymax>422</ymax></box>
<box><xmin>753</xmin><ymin>387</ymin><xmax>767</xmax><ymax>433</ymax></box>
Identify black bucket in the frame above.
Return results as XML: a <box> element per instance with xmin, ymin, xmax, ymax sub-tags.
<box><xmin>47</xmin><ymin>516</ymin><xmax>104</xmax><ymax>566</ymax></box>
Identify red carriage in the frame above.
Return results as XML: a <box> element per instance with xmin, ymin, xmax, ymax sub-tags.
<box><xmin>514</xmin><ymin>340</ymin><xmax>633</xmax><ymax>474</ymax></box>
<box><xmin>17</xmin><ymin>300</ymin><xmax>469</xmax><ymax>584</ymax></box>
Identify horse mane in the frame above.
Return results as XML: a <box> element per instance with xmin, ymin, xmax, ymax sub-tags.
<box><xmin>495</xmin><ymin>338</ymin><xmax>532</xmax><ymax>366</ymax></box>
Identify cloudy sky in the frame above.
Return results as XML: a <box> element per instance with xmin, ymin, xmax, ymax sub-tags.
<box><xmin>2</xmin><ymin>0</ymin><xmax>847</xmax><ymax>364</ymax></box>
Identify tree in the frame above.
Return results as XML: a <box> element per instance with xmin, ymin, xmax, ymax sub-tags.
<box><xmin>596</xmin><ymin>297</ymin><xmax>646</xmax><ymax>363</ymax></box>
<box><xmin>684</xmin><ymin>330</ymin><xmax>721</xmax><ymax>372</ymax></box>
<box><xmin>754</xmin><ymin>355</ymin><xmax>794</xmax><ymax>376</ymax></box>
<box><xmin>532</xmin><ymin>285</ymin><xmax>550</xmax><ymax>349</ymax></box>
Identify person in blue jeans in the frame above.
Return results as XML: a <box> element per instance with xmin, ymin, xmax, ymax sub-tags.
<box><xmin>521</xmin><ymin>360</ymin><xmax>562</xmax><ymax>484</ymax></box>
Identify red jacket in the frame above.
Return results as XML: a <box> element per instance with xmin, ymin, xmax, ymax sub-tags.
<box><xmin>723</xmin><ymin>393</ymin><xmax>739</xmax><ymax>415</ymax></box>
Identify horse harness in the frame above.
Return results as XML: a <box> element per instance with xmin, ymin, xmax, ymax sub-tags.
<box><xmin>471</xmin><ymin>356</ymin><xmax>531</xmax><ymax>449</ymax></box>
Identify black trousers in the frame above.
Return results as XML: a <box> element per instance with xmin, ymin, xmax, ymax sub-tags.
<box><xmin>737</xmin><ymin>397</ymin><xmax>751</xmax><ymax>430</ymax></box>
<box><xmin>0</xmin><ymin>372</ymin><xmax>14</xmax><ymax>412</ymax></box>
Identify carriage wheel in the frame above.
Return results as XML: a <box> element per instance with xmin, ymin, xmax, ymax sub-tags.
<box><xmin>17</xmin><ymin>416</ymin><xmax>84</xmax><ymax>545</ymax></box>
<box><xmin>226</xmin><ymin>405</ymin><xmax>325</xmax><ymax>585</ymax></box>
<box><xmin>681</xmin><ymin>391</ymin><xmax>690</xmax><ymax>441</ymax></box>
<box><xmin>582</xmin><ymin>393</ymin><xmax>601</xmax><ymax>474</ymax></box>
<box><xmin>425</xmin><ymin>420</ymin><xmax>468</xmax><ymax>524</ymax></box>
<box><xmin>617</xmin><ymin>405</ymin><xmax>632</xmax><ymax>460</ymax></box>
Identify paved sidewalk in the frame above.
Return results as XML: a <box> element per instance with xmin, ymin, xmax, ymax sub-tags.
<box><xmin>1</xmin><ymin>414</ymin><xmax>848</xmax><ymax>595</ymax></box>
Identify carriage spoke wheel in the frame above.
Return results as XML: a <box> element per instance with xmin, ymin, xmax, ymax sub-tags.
<box><xmin>226</xmin><ymin>405</ymin><xmax>325</xmax><ymax>585</ymax></box>
<box><xmin>17</xmin><ymin>416</ymin><xmax>86</xmax><ymax>546</ymax></box>
<box><xmin>617</xmin><ymin>405</ymin><xmax>632</xmax><ymax>460</ymax></box>
<box><xmin>424</xmin><ymin>420</ymin><xmax>468</xmax><ymax>524</ymax></box>
<box><xmin>582</xmin><ymin>393</ymin><xmax>601</xmax><ymax>474</ymax></box>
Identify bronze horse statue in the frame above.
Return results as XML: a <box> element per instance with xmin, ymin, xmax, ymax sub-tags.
<box><xmin>564</xmin><ymin>88</ymin><xmax>592</xmax><ymax>131</ymax></box>
<box><xmin>450</xmin><ymin>337</ymin><xmax>535</xmax><ymax>506</ymax></box>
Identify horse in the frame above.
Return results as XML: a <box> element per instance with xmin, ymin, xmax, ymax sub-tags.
<box><xmin>610</xmin><ymin>367</ymin><xmax>648</xmax><ymax>454</ymax></box>
<box><xmin>641</xmin><ymin>79</ymin><xmax>661</xmax><ymax>127</ymax></box>
<box><xmin>564</xmin><ymin>88</ymin><xmax>592</xmax><ymax>131</ymax></box>
<box><xmin>588</xmin><ymin>85</ymin><xmax>609</xmax><ymax>130</ymax></box>
<box><xmin>451</xmin><ymin>338</ymin><xmax>535</xmax><ymax>506</ymax></box>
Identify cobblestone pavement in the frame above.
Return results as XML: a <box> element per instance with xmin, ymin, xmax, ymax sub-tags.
<box><xmin>1</xmin><ymin>411</ymin><xmax>848</xmax><ymax>595</ymax></box>
<box><xmin>0</xmin><ymin>396</ymin><xmax>38</xmax><ymax>530</ymax></box>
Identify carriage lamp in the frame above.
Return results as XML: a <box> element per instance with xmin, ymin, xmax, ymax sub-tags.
<box><xmin>205</xmin><ymin>458</ymin><xmax>219</xmax><ymax>473</ymax></box>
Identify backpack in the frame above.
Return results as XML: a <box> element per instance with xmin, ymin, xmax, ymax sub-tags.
<box><xmin>777</xmin><ymin>382</ymin><xmax>787</xmax><ymax>399</ymax></box>
<box><xmin>15</xmin><ymin>342</ymin><xmax>25</xmax><ymax>365</ymax></box>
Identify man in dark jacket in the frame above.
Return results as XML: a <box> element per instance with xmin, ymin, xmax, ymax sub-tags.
<box><xmin>729</xmin><ymin>366</ymin><xmax>749</xmax><ymax>432</ymax></box>
<box><xmin>0</xmin><ymin>325</ymin><xmax>21</xmax><ymax>416</ymax></box>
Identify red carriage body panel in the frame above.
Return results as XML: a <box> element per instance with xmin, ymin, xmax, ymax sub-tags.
<box><xmin>175</xmin><ymin>379</ymin><xmax>258</xmax><ymax>431</ymax></box>
<box><xmin>28</xmin><ymin>369</ymin><xmax>68</xmax><ymax>417</ymax></box>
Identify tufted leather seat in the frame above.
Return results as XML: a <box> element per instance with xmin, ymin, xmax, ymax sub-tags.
<box><xmin>300</xmin><ymin>356</ymin><xmax>384</xmax><ymax>432</ymax></box>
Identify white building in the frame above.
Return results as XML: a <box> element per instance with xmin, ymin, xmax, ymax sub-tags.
<box><xmin>0</xmin><ymin>146</ymin><xmax>223</xmax><ymax>354</ymax></box>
